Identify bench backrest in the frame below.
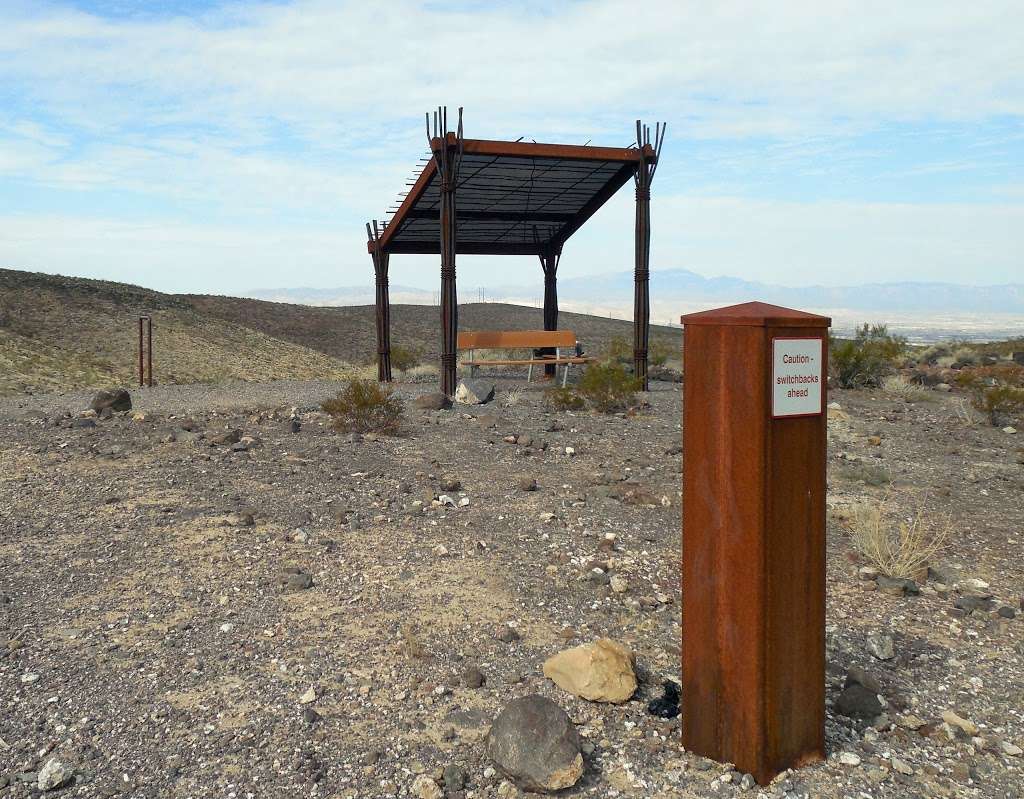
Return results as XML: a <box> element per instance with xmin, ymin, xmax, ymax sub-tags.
<box><xmin>458</xmin><ymin>329</ymin><xmax>576</xmax><ymax>350</ymax></box>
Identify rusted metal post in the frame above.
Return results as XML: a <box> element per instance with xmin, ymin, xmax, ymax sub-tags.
<box><xmin>138</xmin><ymin>317</ymin><xmax>145</xmax><ymax>387</ymax></box>
<box><xmin>680</xmin><ymin>301</ymin><xmax>830</xmax><ymax>786</ymax></box>
<box><xmin>632</xmin><ymin>121</ymin><xmax>665</xmax><ymax>390</ymax></box>
<box><xmin>146</xmin><ymin>316</ymin><xmax>153</xmax><ymax>387</ymax></box>
<box><xmin>367</xmin><ymin>221</ymin><xmax>392</xmax><ymax>382</ymax></box>
<box><xmin>429</xmin><ymin>107</ymin><xmax>464</xmax><ymax>396</ymax></box>
<box><xmin>539</xmin><ymin>245</ymin><xmax>561</xmax><ymax>377</ymax></box>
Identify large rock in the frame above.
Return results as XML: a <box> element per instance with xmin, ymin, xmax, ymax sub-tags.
<box><xmin>89</xmin><ymin>389</ymin><xmax>131</xmax><ymax>413</ymax></box>
<box><xmin>37</xmin><ymin>759</ymin><xmax>73</xmax><ymax>791</ymax></box>
<box><xmin>543</xmin><ymin>638</ymin><xmax>637</xmax><ymax>703</ymax></box>
<box><xmin>454</xmin><ymin>379</ymin><xmax>495</xmax><ymax>405</ymax></box>
<box><xmin>486</xmin><ymin>695</ymin><xmax>583</xmax><ymax>793</ymax></box>
<box><xmin>413</xmin><ymin>392</ymin><xmax>452</xmax><ymax>410</ymax></box>
<box><xmin>834</xmin><ymin>682</ymin><xmax>883</xmax><ymax>720</ymax></box>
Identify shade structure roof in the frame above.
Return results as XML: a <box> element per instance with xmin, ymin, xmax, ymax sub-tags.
<box><xmin>370</xmin><ymin>136</ymin><xmax>653</xmax><ymax>256</ymax></box>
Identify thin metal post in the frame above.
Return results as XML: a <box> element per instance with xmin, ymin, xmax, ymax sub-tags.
<box><xmin>138</xmin><ymin>317</ymin><xmax>144</xmax><ymax>387</ymax></box>
<box><xmin>146</xmin><ymin>317</ymin><xmax>153</xmax><ymax>387</ymax></box>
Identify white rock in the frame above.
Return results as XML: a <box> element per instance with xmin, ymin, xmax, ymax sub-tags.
<box><xmin>458</xmin><ymin>496</ymin><xmax>470</xmax><ymax>507</ymax></box>
<box><xmin>891</xmin><ymin>758</ymin><xmax>913</xmax><ymax>775</ymax></box>
<box><xmin>827</xmin><ymin>402</ymin><xmax>842</xmax><ymax>410</ymax></box>
<box><xmin>1001</xmin><ymin>741</ymin><xmax>1023</xmax><ymax>757</ymax></box>
<box><xmin>963</xmin><ymin>578</ymin><xmax>990</xmax><ymax>591</ymax></box>
<box><xmin>411</xmin><ymin>774</ymin><xmax>443</xmax><ymax>799</ymax></box>
<box><xmin>21</xmin><ymin>673</ymin><xmax>40</xmax><ymax>684</ymax></box>
<box><xmin>1002</xmin><ymin>426</ymin><xmax>1017</xmax><ymax>434</ymax></box>
<box><xmin>838</xmin><ymin>752</ymin><xmax>861</xmax><ymax>766</ymax></box>
<box><xmin>865</xmin><ymin>632</ymin><xmax>895</xmax><ymax>661</ymax></box>
<box><xmin>564</xmin><ymin>446</ymin><xmax>576</xmax><ymax>456</ymax></box>
<box><xmin>38</xmin><ymin>759</ymin><xmax>73</xmax><ymax>791</ymax></box>
<box><xmin>299</xmin><ymin>685</ymin><xmax>317</xmax><ymax>704</ymax></box>
<box><xmin>610</xmin><ymin>575</ymin><xmax>629</xmax><ymax>594</ymax></box>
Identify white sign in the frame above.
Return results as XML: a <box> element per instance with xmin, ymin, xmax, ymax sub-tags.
<box><xmin>772</xmin><ymin>337</ymin><xmax>823</xmax><ymax>418</ymax></box>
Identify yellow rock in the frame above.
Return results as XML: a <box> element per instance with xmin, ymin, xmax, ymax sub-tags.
<box><xmin>543</xmin><ymin>638</ymin><xmax>637</xmax><ymax>703</ymax></box>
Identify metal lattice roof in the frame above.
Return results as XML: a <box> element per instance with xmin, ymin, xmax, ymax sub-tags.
<box><xmin>370</xmin><ymin>138</ymin><xmax>652</xmax><ymax>256</ymax></box>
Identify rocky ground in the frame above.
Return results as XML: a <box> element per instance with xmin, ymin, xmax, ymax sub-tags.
<box><xmin>1</xmin><ymin>376</ymin><xmax>1022</xmax><ymax>798</ymax></box>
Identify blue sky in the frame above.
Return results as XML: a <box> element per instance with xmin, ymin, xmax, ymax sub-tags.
<box><xmin>0</xmin><ymin>0</ymin><xmax>1022</xmax><ymax>295</ymax></box>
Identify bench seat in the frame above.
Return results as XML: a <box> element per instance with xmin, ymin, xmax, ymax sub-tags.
<box><xmin>458</xmin><ymin>329</ymin><xmax>595</xmax><ymax>386</ymax></box>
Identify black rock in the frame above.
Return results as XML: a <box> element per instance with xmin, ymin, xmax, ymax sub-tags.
<box><xmin>462</xmin><ymin>665</ymin><xmax>485</xmax><ymax>688</ymax></box>
<box><xmin>283</xmin><ymin>571</ymin><xmax>314</xmax><ymax>592</ymax></box>
<box><xmin>647</xmin><ymin>680</ymin><xmax>680</xmax><ymax>718</ymax></box>
<box><xmin>443</xmin><ymin>764</ymin><xmax>467</xmax><ymax>792</ymax></box>
<box><xmin>834</xmin><ymin>683</ymin><xmax>883</xmax><ymax>720</ymax></box>
<box><xmin>876</xmin><ymin>574</ymin><xmax>919</xmax><ymax>596</ymax></box>
<box><xmin>954</xmin><ymin>595</ymin><xmax>995</xmax><ymax>613</ymax></box>
<box><xmin>997</xmin><ymin>605</ymin><xmax>1016</xmax><ymax>619</ymax></box>
<box><xmin>302</xmin><ymin>707</ymin><xmax>321</xmax><ymax>725</ymax></box>
<box><xmin>72</xmin><ymin>418</ymin><xmax>97</xmax><ymax>429</ymax></box>
<box><xmin>290</xmin><ymin>419</ymin><xmax>301</xmax><ymax>433</ymax></box>
<box><xmin>90</xmin><ymin>388</ymin><xmax>132</xmax><ymax>413</ymax></box>
<box><xmin>486</xmin><ymin>695</ymin><xmax>583</xmax><ymax>793</ymax></box>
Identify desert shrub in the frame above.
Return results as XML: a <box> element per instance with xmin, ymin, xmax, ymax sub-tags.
<box><xmin>390</xmin><ymin>344</ymin><xmax>423</xmax><ymax>373</ymax></box>
<box><xmin>971</xmin><ymin>385</ymin><xmax>1024</xmax><ymax>425</ymax></box>
<box><xmin>321</xmin><ymin>379</ymin><xmax>403</xmax><ymax>434</ymax></box>
<box><xmin>545</xmin><ymin>385</ymin><xmax>585</xmax><ymax>410</ymax></box>
<box><xmin>843</xmin><ymin>462</ymin><xmax>892</xmax><ymax>487</ymax></box>
<box><xmin>649</xmin><ymin>338</ymin><xmax>675</xmax><ymax>368</ymax></box>
<box><xmin>849</xmin><ymin>496</ymin><xmax>951</xmax><ymax>579</ymax></box>
<box><xmin>956</xmin><ymin>365</ymin><xmax>1024</xmax><ymax>425</ymax></box>
<box><xmin>881</xmin><ymin>374</ymin><xmax>930</xmax><ymax>402</ymax></box>
<box><xmin>603</xmin><ymin>336</ymin><xmax>632</xmax><ymax>366</ymax></box>
<box><xmin>830</xmin><ymin>324</ymin><xmax>906</xmax><ymax>388</ymax></box>
<box><xmin>576</xmin><ymin>362</ymin><xmax>641</xmax><ymax>413</ymax></box>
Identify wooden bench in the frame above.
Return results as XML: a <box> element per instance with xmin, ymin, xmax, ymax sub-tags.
<box><xmin>458</xmin><ymin>330</ymin><xmax>596</xmax><ymax>386</ymax></box>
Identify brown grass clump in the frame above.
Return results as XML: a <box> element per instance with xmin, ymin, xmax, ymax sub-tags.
<box><xmin>882</xmin><ymin>374</ymin><xmax>931</xmax><ymax>402</ymax></box>
<box><xmin>849</xmin><ymin>495</ymin><xmax>951</xmax><ymax>579</ymax></box>
<box><xmin>321</xmin><ymin>379</ymin><xmax>403</xmax><ymax>435</ymax></box>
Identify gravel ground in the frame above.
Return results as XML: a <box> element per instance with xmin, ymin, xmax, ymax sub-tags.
<box><xmin>1</xmin><ymin>377</ymin><xmax>1022</xmax><ymax>798</ymax></box>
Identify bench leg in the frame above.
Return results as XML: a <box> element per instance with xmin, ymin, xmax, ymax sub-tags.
<box><xmin>562</xmin><ymin>362</ymin><xmax>570</xmax><ymax>388</ymax></box>
<box><xmin>527</xmin><ymin>360</ymin><xmax>534</xmax><ymax>383</ymax></box>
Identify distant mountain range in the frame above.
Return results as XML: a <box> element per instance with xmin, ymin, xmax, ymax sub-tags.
<box><xmin>249</xmin><ymin>268</ymin><xmax>1024</xmax><ymax>314</ymax></box>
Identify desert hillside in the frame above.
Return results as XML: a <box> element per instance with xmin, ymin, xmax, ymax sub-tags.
<box><xmin>0</xmin><ymin>269</ymin><xmax>680</xmax><ymax>395</ymax></box>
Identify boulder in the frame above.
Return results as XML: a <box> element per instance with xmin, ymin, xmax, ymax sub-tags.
<box><xmin>37</xmin><ymin>759</ymin><xmax>73</xmax><ymax>791</ymax></box>
<box><xmin>454</xmin><ymin>379</ymin><xmax>495</xmax><ymax>405</ymax></box>
<box><xmin>414</xmin><ymin>392</ymin><xmax>452</xmax><ymax>410</ymax></box>
<box><xmin>834</xmin><ymin>682</ymin><xmax>883</xmax><ymax>720</ymax></box>
<box><xmin>208</xmin><ymin>429</ymin><xmax>242</xmax><ymax>446</ymax></box>
<box><xmin>543</xmin><ymin>638</ymin><xmax>637</xmax><ymax>703</ymax></box>
<box><xmin>486</xmin><ymin>694</ymin><xmax>584</xmax><ymax>793</ymax></box>
<box><xmin>89</xmin><ymin>389</ymin><xmax>131</xmax><ymax>413</ymax></box>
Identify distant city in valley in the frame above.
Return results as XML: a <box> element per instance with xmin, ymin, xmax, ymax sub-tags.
<box><xmin>248</xmin><ymin>268</ymin><xmax>1024</xmax><ymax>343</ymax></box>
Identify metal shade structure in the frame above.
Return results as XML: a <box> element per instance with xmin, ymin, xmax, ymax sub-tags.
<box><xmin>367</xmin><ymin>108</ymin><xmax>664</xmax><ymax>394</ymax></box>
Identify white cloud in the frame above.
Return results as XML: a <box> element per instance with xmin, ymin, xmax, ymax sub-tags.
<box><xmin>0</xmin><ymin>1</ymin><xmax>1022</xmax><ymax>292</ymax></box>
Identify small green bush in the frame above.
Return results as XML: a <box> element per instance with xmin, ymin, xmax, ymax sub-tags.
<box><xmin>390</xmin><ymin>344</ymin><xmax>422</xmax><ymax>373</ymax></box>
<box><xmin>971</xmin><ymin>385</ymin><xmax>1024</xmax><ymax>425</ymax></box>
<box><xmin>545</xmin><ymin>386</ymin><xmax>585</xmax><ymax>410</ymax></box>
<box><xmin>649</xmin><ymin>339</ymin><xmax>675</xmax><ymax>368</ymax></box>
<box><xmin>603</xmin><ymin>336</ymin><xmax>632</xmax><ymax>366</ymax></box>
<box><xmin>576</xmin><ymin>362</ymin><xmax>642</xmax><ymax>413</ymax></box>
<box><xmin>830</xmin><ymin>324</ymin><xmax>906</xmax><ymax>388</ymax></box>
<box><xmin>322</xmin><ymin>379</ymin><xmax>403</xmax><ymax>434</ymax></box>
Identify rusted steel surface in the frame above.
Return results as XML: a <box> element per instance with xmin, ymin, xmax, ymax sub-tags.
<box><xmin>539</xmin><ymin>245</ymin><xmax>561</xmax><ymax>376</ymax></box>
<box><xmin>367</xmin><ymin>221</ymin><xmax>392</xmax><ymax>382</ymax></box>
<box><xmin>429</xmin><ymin>107</ymin><xmax>464</xmax><ymax>396</ymax></box>
<box><xmin>138</xmin><ymin>317</ymin><xmax>144</xmax><ymax>387</ymax></box>
<box><xmin>632</xmin><ymin>121</ymin><xmax>665</xmax><ymax>391</ymax></box>
<box><xmin>138</xmin><ymin>316</ymin><xmax>153</xmax><ymax>387</ymax></box>
<box><xmin>680</xmin><ymin>302</ymin><xmax>829</xmax><ymax>786</ymax></box>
